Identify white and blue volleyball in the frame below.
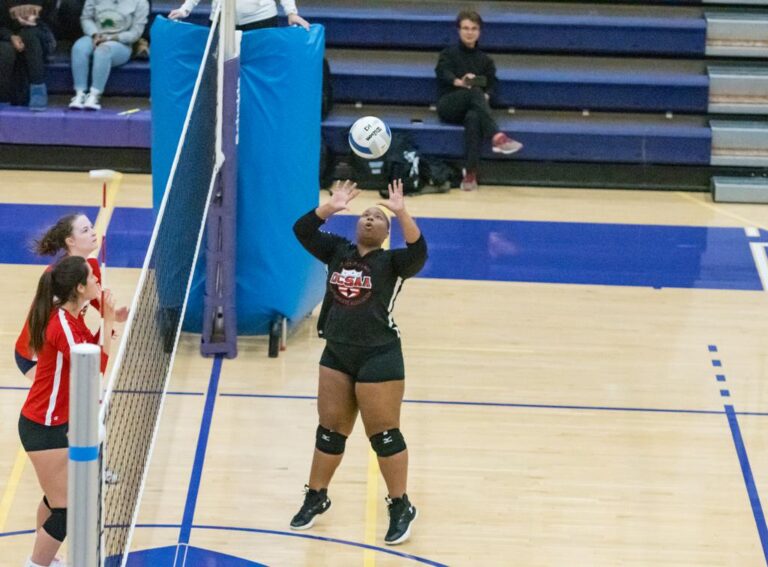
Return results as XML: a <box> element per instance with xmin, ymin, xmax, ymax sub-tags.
<box><xmin>348</xmin><ymin>116</ymin><xmax>392</xmax><ymax>159</ymax></box>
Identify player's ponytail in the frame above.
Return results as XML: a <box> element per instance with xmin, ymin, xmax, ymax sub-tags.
<box><xmin>33</xmin><ymin>213</ymin><xmax>81</xmax><ymax>256</ymax></box>
<box><xmin>28</xmin><ymin>256</ymin><xmax>89</xmax><ymax>354</ymax></box>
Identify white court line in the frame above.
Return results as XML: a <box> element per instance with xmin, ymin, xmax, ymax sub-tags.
<box><xmin>749</xmin><ymin>242</ymin><xmax>768</xmax><ymax>291</ymax></box>
<box><xmin>745</xmin><ymin>227</ymin><xmax>761</xmax><ymax>238</ymax></box>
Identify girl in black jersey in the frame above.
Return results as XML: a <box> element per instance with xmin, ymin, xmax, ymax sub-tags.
<box><xmin>291</xmin><ymin>179</ymin><xmax>427</xmax><ymax>545</ymax></box>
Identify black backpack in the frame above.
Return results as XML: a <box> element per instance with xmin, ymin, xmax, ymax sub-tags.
<box><xmin>420</xmin><ymin>156</ymin><xmax>461</xmax><ymax>189</ymax></box>
<box><xmin>349</xmin><ymin>132</ymin><xmax>422</xmax><ymax>194</ymax></box>
<box><xmin>384</xmin><ymin>133</ymin><xmax>421</xmax><ymax>195</ymax></box>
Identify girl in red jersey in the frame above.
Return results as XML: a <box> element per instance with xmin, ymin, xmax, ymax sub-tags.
<box><xmin>19</xmin><ymin>255</ymin><xmax>116</xmax><ymax>567</ymax></box>
<box><xmin>15</xmin><ymin>213</ymin><xmax>127</xmax><ymax>380</ymax></box>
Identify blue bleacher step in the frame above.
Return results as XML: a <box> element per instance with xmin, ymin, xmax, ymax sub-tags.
<box><xmin>325</xmin><ymin>104</ymin><xmax>711</xmax><ymax>165</ymax></box>
<box><xmin>329</xmin><ymin>49</ymin><xmax>709</xmax><ymax>113</ymax></box>
<box><xmin>708</xmin><ymin>66</ymin><xmax>768</xmax><ymax>114</ymax></box>
<box><xmin>153</xmin><ymin>0</ymin><xmax>707</xmax><ymax>56</ymax></box>
<box><xmin>45</xmin><ymin>49</ymin><xmax>711</xmax><ymax>114</ymax></box>
<box><xmin>705</xmin><ymin>13</ymin><xmax>768</xmax><ymax>58</ymax></box>
<box><xmin>712</xmin><ymin>176</ymin><xmax>768</xmax><ymax>203</ymax></box>
<box><xmin>710</xmin><ymin>120</ymin><xmax>768</xmax><ymax>167</ymax></box>
<box><xmin>0</xmin><ymin>103</ymin><xmax>712</xmax><ymax>166</ymax></box>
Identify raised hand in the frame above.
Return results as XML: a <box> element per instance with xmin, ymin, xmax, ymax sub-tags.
<box><xmin>379</xmin><ymin>179</ymin><xmax>405</xmax><ymax>214</ymax></box>
<box><xmin>102</xmin><ymin>289</ymin><xmax>116</xmax><ymax>323</ymax></box>
<box><xmin>328</xmin><ymin>180</ymin><xmax>360</xmax><ymax>212</ymax></box>
<box><xmin>115</xmin><ymin>306</ymin><xmax>129</xmax><ymax>323</ymax></box>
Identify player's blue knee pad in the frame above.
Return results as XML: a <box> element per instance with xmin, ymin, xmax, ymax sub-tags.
<box><xmin>370</xmin><ymin>428</ymin><xmax>406</xmax><ymax>457</ymax></box>
<box><xmin>316</xmin><ymin>425</ymin><xmax>347</xmax><ymax>455</ymax></box>
<box><xmin>42</xmin><ymin>507</ymin><xmax>66</xmax><ymax>542</ymax></box>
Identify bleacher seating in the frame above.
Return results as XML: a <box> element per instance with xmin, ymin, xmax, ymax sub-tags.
<box><xmin>1</xmin><ymin>0</ymin><xmax>766</xmax><ymax>189</ymax></box>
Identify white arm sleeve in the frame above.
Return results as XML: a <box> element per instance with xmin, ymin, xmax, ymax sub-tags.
<box><xmin>279</xmin><ymin>0</ymin><xmax>298</xmax><ymax>15</ymax></box>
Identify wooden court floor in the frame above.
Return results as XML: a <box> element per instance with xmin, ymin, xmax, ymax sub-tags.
<box><xmin>2</xmin><ymin>170</ymin><xmax>768</xmax><ymax>566</ymax></box>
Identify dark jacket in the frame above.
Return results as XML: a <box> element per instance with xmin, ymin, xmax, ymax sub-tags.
<box><xmin>435</xmin><ymin>42</ymin><xmax>498</xmax><ymax>100</ymax></box>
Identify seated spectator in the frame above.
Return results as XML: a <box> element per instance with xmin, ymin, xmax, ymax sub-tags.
<box><xmin>0</xmin><ymin>0</ymin><xmax>56</xmax><ymax>110</ymax></box>
<box><xmin>168</xmin><ymin>0</ymin><xmax>309</xmax><ymax>31</ymax></box>
<box><xmin>435</xmin><ymin>10</ymin><xmax>522</xmax><ymax>191</ymax></box>
<box><xmin>68</xmin><ymin>0</ymin><xmax>148</xmax><ymax>110</ymax></box>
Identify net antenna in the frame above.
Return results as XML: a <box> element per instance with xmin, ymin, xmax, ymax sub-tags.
<box><xmin>202</xmin><ymin>0</ymin><xmax>239</xmax><ymax>358</ymax></box>
<box><xmin>89</xmin><ymin>168</ymin><xmax>123</xmax><ymax>379</ymax></box>
<box><xmin>66</xmin><ymin>3</ymin><xmax>241</xmax><ymax>565</ymax></box>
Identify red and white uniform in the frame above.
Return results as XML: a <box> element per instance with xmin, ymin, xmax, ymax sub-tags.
<box><xmin>15</xmin><ymin>258</ymin><xmax>101</xmax><ymax>362</ymax></box>
<box><xmin>21</xmin><ymin>308</ymin><xmax>107</xmax><ymax>426</ymax></box>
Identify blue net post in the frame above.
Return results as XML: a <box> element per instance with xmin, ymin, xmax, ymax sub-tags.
<box><xmin>202</xmin><ymin>0</ymin><xmax>239</xmax><ymax>358</ymax></box>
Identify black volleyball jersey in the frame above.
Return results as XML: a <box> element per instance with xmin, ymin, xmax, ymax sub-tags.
<box><xmin>294</xmin><ymin>210</ymin><xmax>428</xmax><ymax>346</ymax></box>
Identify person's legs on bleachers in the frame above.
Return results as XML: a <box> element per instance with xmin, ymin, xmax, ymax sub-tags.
<box><xmin>0</xmin><ymin>41</ymin><xmax>16</xmax><ymax>103</ymax></box>
<box><xmin>82</xmin><ymin>41</ymin><xmax>132</xmax><ymax>109</ymax></box>
<box><xmin>462</xmin><ymin>109</ymin><xmax>481</xmax><ymax>190</ymax></box>
<box><xmin>17</xmin><ymin>27</ymin><xmax>47</xmax><ymax>110</ymax></box>
<box><xmin>69</xmin><ymin>36</ymin><xmax>93</xmax><ymax>109</ymax></box>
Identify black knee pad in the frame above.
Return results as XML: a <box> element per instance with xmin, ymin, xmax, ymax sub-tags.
<box><xmin>370</xmin><ymin>428</ymin><xmax>406</xmax><ymax>457</ymax></box>
<box><xmin>42</xmin><ymin>495</ymin><xmax>51</xmax><ymax>510</ymax></box>
<box><xmin>316</xmin><ymin>425</ymin><xmax>347</xmax><ymax>455</ymax></box>
<box><xmin>42</xmin><ymin>507</ymin><xmax>66</xmax><ymax>542</ymax></box>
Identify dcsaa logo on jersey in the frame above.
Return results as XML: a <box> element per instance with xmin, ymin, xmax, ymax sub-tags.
<box><xmin>330</xmin><ymin>268</ymin><xmax>372</xmax><ymax>299</ymax></box>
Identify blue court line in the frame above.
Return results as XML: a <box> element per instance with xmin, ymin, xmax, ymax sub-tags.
<box><xmin>219</xmin><ymin>392</ymin><xmax>768</xmax><ymax>417</ymax></box>
<box><xmin>712</xmin><ymin>360</ymin><xmax>723</xmax><ymax>367</ymax></box>
<box><xmin>0</xmin><ymin>525</ymin><xmax>448</xmax><ymax>566</ymax></box>
<box><xmin>176</xmin><ymin>355</ymin><xmax>223</xmax><ymax>562</ymax></box>
<box><xmin>190</xmin><ymin>525</ymin><xmax>449</xmax><ymax>567</ymax></box>
<box><xmin>721</xmin><ymin>390</ymin><xmax>731</xmax><ymax>397</ymax></box>
<box><xmin>725</xmin><ymin>405</ymin><xmax>768</xmax><ymax>565</ymax></box>
<box><xmin>717</xmin><ymin>375</ymin><xmax>727</xmax><ymax>382</ymax></box>
<box><xmin>5</xmin><ymin>386</ymin><xmax>768</xmax><ymax>416</ymax></box>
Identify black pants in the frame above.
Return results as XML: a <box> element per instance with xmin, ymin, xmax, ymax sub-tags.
<box><xmin>0</xmin><ymin>27</ymin><xmax>46</xmax><ymax>103</ymax></box>
<box><xmin>437</xmin><ymin>88</ymin><xmax>499</xmax><ymax>172</ymax></box>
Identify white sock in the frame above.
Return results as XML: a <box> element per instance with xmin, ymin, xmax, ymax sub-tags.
<box><xmin>25</xmin><ymin>558</ymin><xmax>47</xmax><ymax>567</ymax></box>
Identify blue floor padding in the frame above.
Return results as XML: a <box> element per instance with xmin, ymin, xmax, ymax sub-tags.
<box><xmin>3</xmin><ymin>205</ymin><xmax>151</xmax><ymax>267</ymax></box>
<box><xmin>323</xmin><ymin>215</ymin><xmax>762</xmax><ymax>291</ymax></box>
<box><xmin>3</xmin><ymin>204</ymin><xmax>762</xmax><ymax>291</ymax></box>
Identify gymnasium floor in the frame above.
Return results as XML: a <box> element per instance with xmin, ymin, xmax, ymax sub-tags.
<box><xmin>2</xmin><ymin>170</ymin><xmax>768</xmax><ymax>566</ymax></box>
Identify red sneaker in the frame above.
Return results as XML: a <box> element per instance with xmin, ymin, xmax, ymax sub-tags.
<box><xmin>492</xmin><ymin>133</ymin><xmax>523</xmax><ymax>155</ymax></box>
<box><xmin>460</xmin><ymin>170</ymin><xmax>478</xmax><ymax>191</ymax></box>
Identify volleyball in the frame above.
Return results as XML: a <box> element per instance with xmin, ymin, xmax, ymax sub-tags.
<box><xmin>348</xmin><ymin>116</ymin><xmax>392</xmax><ymax>159</ymax></box>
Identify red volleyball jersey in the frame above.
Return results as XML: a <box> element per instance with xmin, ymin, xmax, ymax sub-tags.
<box><xmin>21</xmin><ymin>307</ymin><xmax>108</xmax><ymax>426</ymax></box>
<box><xmin>15</xmin><ymin>258</ymin><xmax>102</xmax><ymax>361</ymax></box>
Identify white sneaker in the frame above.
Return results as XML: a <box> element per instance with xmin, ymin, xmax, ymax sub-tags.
<box><xmin>83</xmin><ymin>91</ymin><xmax>102</xmax><ymax>110</ymax></box>
<box><xmin>68</xmin><ymin>91</ymin><xmax>86</xmax><ymax>110</ymax></box>
<box><xmin>51</xmin><ymin>558</ymin><xmax>69</xmax><ymax>567</ymax></box>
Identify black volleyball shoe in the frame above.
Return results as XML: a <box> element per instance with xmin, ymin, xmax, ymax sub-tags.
<box><xmin>384</xmin><ymin>493</ymin><xmax>418</xmax><ymax>545</ymax></box>
<box><xmin>290</xmin><ymin>485</ymin><xmax>331</xmax><ymax>530</ymax></box>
